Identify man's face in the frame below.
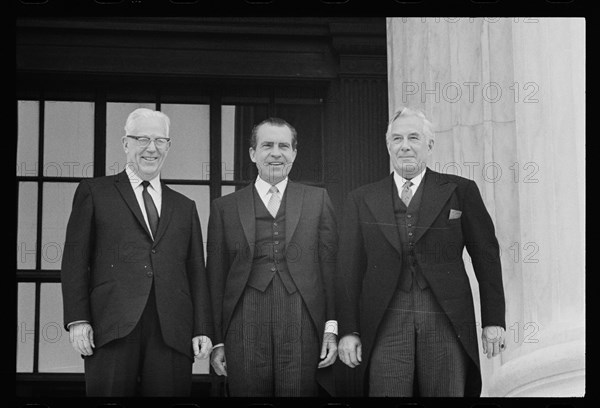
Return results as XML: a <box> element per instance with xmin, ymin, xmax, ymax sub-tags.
<box><xmin>250</xmin><ymin>123</ymin><xmax>297</xmax><ymax>185</ymax></box>
<box><xmin>387</xmin><ymin>115</ymin><xmax>434</xmax><ymax>179</ymax></box>
<box><xmin>123</xmin><ymin>116</ymin><xmax>170</xmax><ymax>181</ymax></box>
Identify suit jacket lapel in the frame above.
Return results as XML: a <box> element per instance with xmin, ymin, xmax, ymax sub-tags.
<box><xmin>413</xmin><ymin>168</ymin><xmax>457</xmax><ymax>244</ymax></box>
<box><xmin>237</xmin><ymin>184</ymin><xmax>256</xmax><ymax>258</ymax></box>
<box><xmin>284</xmin><ymin>182</ymin><xmax>304</xmax><ymax>249</ymax></box>
<box><xmin>364</xmin><ymin>175</ymin><xmax>402</xmax><ymax>256</ymax></box>
<box><xmin>114</xmin><ymin>171</ymin><xmax>153</xmax><ymax>239</ymax></box>
<box><xmin>152</xmin><ymin>183</ymin><xmax>174</xmax><ymax>245</ymax></box>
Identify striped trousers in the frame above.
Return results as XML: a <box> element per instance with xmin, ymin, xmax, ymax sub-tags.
<box><xmin>369</xmin><ymin>285</ymin><xmax>469</xmax><ymax>397</ymax></box>
<box><xmin>225</xmin><ymin>273</ymin><xmax>320</xmax><ymax>397</ymax></box>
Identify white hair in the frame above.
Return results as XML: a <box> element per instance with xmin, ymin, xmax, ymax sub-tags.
<box><xmin>124</xmin><ymin>108</ymin><xmax>171</xmax><ymax>138</ymax></box>
<box><xmin>386</xmin><ymin>107</ymin><xmax>435</xmax><ymax>142</ymax></box>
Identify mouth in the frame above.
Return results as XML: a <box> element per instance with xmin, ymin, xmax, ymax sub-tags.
<box><xmin>142</xmin><ymin>157</ymin><xmax>158</xmax><ymax>162</ymax></box>
<box><xmin>267</xmin><ymin>162</ymin><xmax>284</xmax><ymax>166</ymax></box>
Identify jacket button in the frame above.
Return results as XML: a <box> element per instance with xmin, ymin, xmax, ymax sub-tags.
<box><xmin>151</xmin><ymin>249</ymin><xmax>156</xmax><ymax>254</ymax></box>
<box><xmin>271</xmin><ymin>267</ymin><xmax>276</xmax><ymax>272</ymax></box>
<box><xmin>147</xmin><ymin>271</ymin><xmax>153</xmax><ymax>277</ymax></box>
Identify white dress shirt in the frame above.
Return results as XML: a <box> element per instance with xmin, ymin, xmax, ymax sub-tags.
<box><xmin>393</xmin><ymin>167</ymin><xmax>426</xmax><ymax>199</ymax></box>
<box><xmin>254</xmin><ymin>176</ymin><xmax>289</xmax><ymax>210</ymax></box>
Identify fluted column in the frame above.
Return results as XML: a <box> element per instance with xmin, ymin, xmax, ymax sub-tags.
<box><xmin>387</xmin><ymin>17</ymin><xmax>585</xmax><ymax>397</ymax></box>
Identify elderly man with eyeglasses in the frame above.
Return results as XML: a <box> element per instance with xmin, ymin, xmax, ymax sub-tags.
<box><xmin>61</xmin><ymin>108</ymin><xmax>213</xmax><ymax>396</ymax></box>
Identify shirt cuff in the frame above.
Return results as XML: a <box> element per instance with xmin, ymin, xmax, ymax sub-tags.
<box><xmin>324</xmin><ymin>320</ymin><xmax>338</xmax><ymax>335</ymax></box>
<box><xmin>212</xmin><ymin>343</ymin><xmax>224</xmax><ymax>349</ymax></box>
<box><xmin>67</xmin><ymin>320</ymin><xmax>89</xmax><ymax>329</ymax></box>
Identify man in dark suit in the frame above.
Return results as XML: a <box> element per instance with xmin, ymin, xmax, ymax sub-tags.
<box><xmin>336</xmin><ymin>107</ymin><xmax>506</xmax><ymax>397</ymax></box>
<box><xmin>207</xmin><ymin>118</ymin><xmax>338</xmax><ymax>397</ymax></box>
<box><xmin>61</xmin><ymin>108</ymin><xmax>213</xmax><ymax>396</ymax></box>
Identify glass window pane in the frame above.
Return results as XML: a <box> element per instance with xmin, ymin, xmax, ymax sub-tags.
<box><xmin>105</xmin><ymin>102</ymin><xmax>156</xmax><ymax>177</ymax></box>
<box><xmin>17</xmin><ymin>101</ymin><xmax>39</xmax><ymax>177</ymax></box>
<box><xmin>221</xmin><ymin>104</ymin><xmax>269</xmax><ymax>182</ymax></box>
<box><xmin>161</xmin><ymin>104</ymin><xmax>210</xmax><ymax>180</ymax></box>
<box><xmin>166</xmin><ymin>185</ymin><xmax>210</xmax><ymax>255</ymax></box>
<box><xmin>164</xmin><ymin>184</ymin><xmax>210</xmax><ymax>376</ymax></box>
<box><xmin>38</xmin><ymin>283</ymin><xmax>84</xmax><ymax>373</ymax></box>
<box><xmin>221</xmin><ymin>186</ymin><xmax>237</xmax><ymax>197</ymax></box>
<box><xmin>44</xmin><ymin>101</ymin><xmax>94</xmax><ymax>178</ymax></box>
<box><xmin>17</xmin><ymin>283</ymin><xmax>35</xmax><ymax>373</ymax></box>
<box><xmin>18</xmin><ymin>182</ymin><xmax>38</xmax><ymax>270</ymax></box>
<box><xmin>41</xmin><ymin>183</ymin><xmax>78</xmax><ymax>270</ymax></box>
<box><xmin>221</xmin><ymin>105</ymin><xmax>236</xmax><ymax>181</ymax></box>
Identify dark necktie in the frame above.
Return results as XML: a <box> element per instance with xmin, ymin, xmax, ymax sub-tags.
<box><xmin>141</xmin><ymin>181</ymin><xmax>159</xmax><ymax>238</ymax></box>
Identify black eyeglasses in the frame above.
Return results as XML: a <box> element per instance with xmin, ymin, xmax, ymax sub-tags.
<box><xmin>126</xmin><ymin>135</ymin><xmax>171</xmax><ymax>148</ymax></box>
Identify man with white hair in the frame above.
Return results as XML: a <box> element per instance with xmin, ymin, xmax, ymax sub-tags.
<box><xmin>336</xmin><ymin>107</ymin><xmax>506</xmax><ymax>396</ymax></box>
<box><xmin>61</xmin><ymin>108</ymin><xmax>213</xmax><ymax>396</ymax></box>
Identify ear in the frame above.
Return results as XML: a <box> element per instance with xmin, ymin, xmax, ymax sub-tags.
<box><xmin>122</xmin><ymin>136</ymin><xmax>129</xmax><ymax>152</ymax></box>
<box><xmin>428</xmin><ymin>138</ymin><xmax>435</xmax><ymax>151</ymax></box>
<box><xmin>249</xmin><ymin>147</ymin><xmax>257</xmax><ymax>163</ymax></box>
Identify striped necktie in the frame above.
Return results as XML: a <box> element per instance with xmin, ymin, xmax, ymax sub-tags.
<box><xmin>401</xmin><ymin>180</ymin><xmax>414</xmax><ymax>207</ymax></box>
<box><xmin>267</xmin><ymin>185</ymin><xmax>281</xmax><ymax>218</ymax></box>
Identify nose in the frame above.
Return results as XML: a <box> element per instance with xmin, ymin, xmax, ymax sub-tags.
<box><xmin>400</xmin><ymin>138</ymin><xmax>411</xmax><ymax>151</ymax></box>
<box><xmin>145</xmin><ymin>139</ymin><xmax>158</xmax><ymax>151</ymax></box>
<box><xmin>270</xmin><ymin>146</ymin><xmax>282</xmax><ymax>158</ymax></box>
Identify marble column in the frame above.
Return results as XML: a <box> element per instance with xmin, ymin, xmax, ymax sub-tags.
<box><xmin>386</xmin><ymin>17</ymin><xmax>585</xmax><ymax>397</ymax></box>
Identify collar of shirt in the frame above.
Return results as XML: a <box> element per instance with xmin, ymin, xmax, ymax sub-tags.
<box><xmin>125</xmin><ymin>165</ymin><xmax>162</xmax><ymax>195</ymax></box>
<box><xmin>393</xmin><ymin>168</ymin><xmax>425</xmax><ymax>197</ymax></box>
<box><xmin>254</xmin><ymin>176</ymin><xmax>289</xmax><ymax>200</ymax></box>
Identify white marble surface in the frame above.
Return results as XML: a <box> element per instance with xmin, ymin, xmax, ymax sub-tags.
<box><xmin>387</xmin><ymin>17</ymin><xmax>585</xmax><ymax>397</ymax></box>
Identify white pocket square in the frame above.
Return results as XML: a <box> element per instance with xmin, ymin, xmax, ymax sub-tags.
<box><xmin>449</xmin><ymin>209</ymin><xmax>462</xmax><ymax>219</ymax></box>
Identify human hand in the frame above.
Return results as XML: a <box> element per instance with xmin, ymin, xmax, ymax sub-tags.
<box><xmin>338</xmin><ymin>334</ymin><xmax>362</xmax><ymax>368</ymax></box>
<box><xmin>482</xmin><ymin>325</ymin><xmax>506</xmax><ymax>359</ymax></box>
<box><xmin>192</xmin><ymin>335</ymin><xmax>213</xmax><ymax>360</ymax></box>
<box><xmin>69</xmin><ymin>322</ymin><xmax>95</xmax><ymax>356</ymax></box>
<box><xmin>318</xmin><ymin>332</ymin><xmax>338</xmax><ymax>368</ymax></box>
<box><xmin>210</xmin><ymin>346</ymin><xmax>227</xmax><ymax>376</ymax></box>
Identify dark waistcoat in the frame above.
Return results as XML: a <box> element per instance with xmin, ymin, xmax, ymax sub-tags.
<box><xmin>246</xmin><ymin>187</ymin><xmax>297</xmax><ymax>294</ymax></box>
<box><xmin>392</xmin><ymin>180</ymin><xmax>429</xmax><ymax>292</ymax></box>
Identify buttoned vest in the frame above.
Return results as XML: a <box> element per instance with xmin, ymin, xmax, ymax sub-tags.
<box><xmin>246</xmin><ymin>187</ymin><xmax>297</xmax><ymax>293</ymax></box>
<box><xmin>393</xmin><ymin>181</ymin><xmax>429</xmax><ymax>292</ymax></box>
